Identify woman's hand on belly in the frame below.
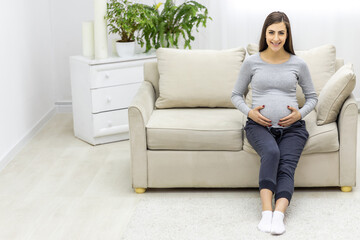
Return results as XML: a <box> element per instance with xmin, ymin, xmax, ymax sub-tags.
<box><xmin>278</xmin><ymin>105</ymin><xmax>301</xmax><ymax>127</ymax></box>
<box><xmin>248</xmin><ymin>105</ymin><xmax>272</xmax><ymax>127</ymax></box>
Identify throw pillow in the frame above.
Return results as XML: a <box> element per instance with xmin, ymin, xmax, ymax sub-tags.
<box><xmin>246</xmin><ymin>43</ymin><xmax>259</xmax><ymax>56</ymax></box>
<box><xmin>296</xmin><ymin>44</ymin><xmax>337</xmax><ymax>96</ymax></box>
<box><xmin>316</xmin><ymin>63</ymin><xmax>356</xmax><ymax>125</ymax></box>
<box><xmin>155</xmin><ymin>47</ymin><xmax>246</xmax><ymax>108</ymax></box>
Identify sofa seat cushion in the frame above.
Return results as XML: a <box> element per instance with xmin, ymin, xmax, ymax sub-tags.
<box><xmin>243</xmin><ymin>110</ymin><xmax>339</xmax><ymax>155</ymax></box>
<box><xmin>146</xmin><ymin>109</ymin><xmax>244</xmax><ymax>151</ymax></box>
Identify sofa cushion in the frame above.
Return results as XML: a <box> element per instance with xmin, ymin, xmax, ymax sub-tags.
<box><xmin>246</xmin><ymin>43</ymin><xmax>258</xmax><ymax>56</ymax></box>
<box><xmin>146</xmin><ymin>108</ymin><xmax>244</xmax><ymax>151</ymax></box>
<box><xmin>245</xmin><ymin>44</ymin><xmax>336</xmax><ymax>108</ymax></box>
<box><xmin>155</xmin><ymin>47</ymin><xmax>246</xmax><ymax>108</ymax></box>
<box><xmin>296</xmin><ymin>44</ymin><xmax>337</xmax><ymax>95</ymax></box>
<box><xmin>316</xmin><ymin>63</ymin><xmax>356</xmax><ymax>125</ymax></box>
<box><xmin>243</xmin><ymin>110</ymin><xmax>339</xmax><ymax>155</ymax></box>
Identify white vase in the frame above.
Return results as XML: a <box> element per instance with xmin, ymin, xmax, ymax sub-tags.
<box><xmin>115</xmin><ymin>41</ymin><xmax>135</xmax><ymax>57</ymax></box>
<box><xmin>94</xmin><ymin>0</ymin><xmax>108</xmax><ymax>59</ymax></box>
<box><xmin>82</xmin><ymin>21</ymin><xmax>94</xmax><ymax>58</ymax></box>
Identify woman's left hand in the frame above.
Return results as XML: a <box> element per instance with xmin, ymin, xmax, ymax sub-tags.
<box><xmin>278</xmin><ymin>106</ymin><xmax>302</xmax><ymax>127</ymax></box>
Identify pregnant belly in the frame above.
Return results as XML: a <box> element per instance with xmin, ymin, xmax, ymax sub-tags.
<box><xmin>257</xmin><ymin>100</ymin><xmax>298</xmax><ymax>126</ymax></box>
<box><xmin>260</xmin><ymin>105</ymin><xmax>291</xmax><ymax>122</ymax></box>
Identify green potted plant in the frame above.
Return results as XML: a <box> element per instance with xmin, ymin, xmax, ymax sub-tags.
<box><xmin>105</xmin><ymin>0</ymin><xmax>149</xmax><ymax>57</ymax></box>
<box><xmin>138</xmin><ymin>0</ymin><xmax>212</xmax><ymax>53</ymax></box>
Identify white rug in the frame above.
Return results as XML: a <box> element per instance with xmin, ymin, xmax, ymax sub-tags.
<box><xmin>122</xmin><ymin>194</ymin><xmax>360</xmax><ymax>240</ymax></box>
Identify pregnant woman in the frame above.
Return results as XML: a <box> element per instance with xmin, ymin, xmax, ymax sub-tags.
<box><xmin>231</xmin><ymin>11</ymin><xmax>318</xmax><ymax>235</ymax></box>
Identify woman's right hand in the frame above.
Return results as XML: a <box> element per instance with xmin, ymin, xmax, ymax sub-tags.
<box><xmin>248</xmin><ymin>105</ymin><xmax>272</xmax><ymax>127</ymax></box>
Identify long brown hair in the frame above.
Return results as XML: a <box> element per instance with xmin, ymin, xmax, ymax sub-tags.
<box><xmin>259</xmin><ymin>11</ymin><xmax>295</xmax><ymax>55</ymax></box>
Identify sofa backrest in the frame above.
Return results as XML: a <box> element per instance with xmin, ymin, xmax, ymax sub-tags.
<box><xmin>144</xmin><ymin>52</ymin><xmax>344</xmax><ymax>106</ymax></box>
<box><xmin>152</xmin><ymin>48</ymin><xmax>247</xmax><ymax>108</ymax></box>
<box><xmin>144</xmin><ymin>61</ymin><xmax>160</xmax><ymax>99</ymax></box>
<box><xmin>336</xmin><ymin>59</ymin><xmax>344</xmax><ymax>71</ymax></box>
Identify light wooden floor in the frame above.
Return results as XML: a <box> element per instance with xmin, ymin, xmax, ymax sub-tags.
<box><xmin>0</xmin><ymin>113</ymin><xmax>359</xmax><ymax>239</ymax></box>
<box><xmin>0</xmin><ymin>113</ymin><xmax>140</xmax><ymax>240</ymax></box>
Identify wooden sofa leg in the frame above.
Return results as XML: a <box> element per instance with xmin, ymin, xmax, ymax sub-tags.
<box><xmin>341</xmin><ymin>186</ymin><xmax>352</xmax><ymax>192</ymax></box>
<box><xmin>135</xmin><ymin>188</ymin><xmax>147</xmax><ymax>194</ymax></box>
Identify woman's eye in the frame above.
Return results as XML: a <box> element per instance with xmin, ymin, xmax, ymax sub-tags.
<box><xmin>268</xmin><ymin>32</ymin><xmax>285</xmax><ymax>35</ymax></box>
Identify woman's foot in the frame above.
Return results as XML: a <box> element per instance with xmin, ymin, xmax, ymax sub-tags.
<box><xmin>257</xmin><ymin>210</ymin><xmax>272</xmax><ymax>233</ymax></box>
<box><xmin>271</xmin><ymin>210</ymin><xmax>286</xmax><ymax>235</ymax></box>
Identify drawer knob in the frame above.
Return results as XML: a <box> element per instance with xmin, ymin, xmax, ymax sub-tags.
<box><xmin>106</xmin><ymin>96</ymin><xmax>112</xmax><ymax>103</ymax></box>
<box><xmin>108</xmin><ymin>121</ymin><xmax>113</xmax><ymax>127</ymax></box>
<box><xmin>105</xmin><ymin>72</ymin><xmax>110</xmax><ymax>79</ymax></box>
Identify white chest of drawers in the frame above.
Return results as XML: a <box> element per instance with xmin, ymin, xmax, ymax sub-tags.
<box><xmin>70</xmin><ymin>54</ymin><xmax>156</xmax><ymax>145</ymax></box>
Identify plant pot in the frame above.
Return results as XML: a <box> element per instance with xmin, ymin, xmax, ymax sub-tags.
<box><xmin>115</xmin><ymin>41</ymin><xmax>135</xmax><ymax>57</ymax></box>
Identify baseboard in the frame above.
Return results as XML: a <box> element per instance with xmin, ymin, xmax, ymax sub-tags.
<box><xmin>0</xmin><ymin>107</ymin><xmax>57</xmax><ymax>171</ymax></box>
<box><xmin>55</xmin><ymin>101</ymin><xmax>72</xmax><ymax>113</ymax></box>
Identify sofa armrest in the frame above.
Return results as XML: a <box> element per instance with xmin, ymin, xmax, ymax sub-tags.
<box><xmin>128</xmin><ymin>81</ymin><xmax>156</xmax><ymax>188</ymax></box>
<box><xmin>338</xmin><ymin>93</ymin><xmax>358</xmax><ymax>187</ymax></box>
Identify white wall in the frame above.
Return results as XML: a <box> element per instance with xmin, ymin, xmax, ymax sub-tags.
<box><xmin>50</xmin><ymin>0</ymin><xmax>94</xmax><ymax>102</ymax></box>
<box><xmin>0</xmin><ymin>0</ymin><xmax>55</xmax><ymax>165</ymax></box>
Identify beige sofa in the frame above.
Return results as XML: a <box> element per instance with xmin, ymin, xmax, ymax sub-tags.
<box><xmin>128</xmin><ymin>45</ymin><xmax>357</xmax><ymax>194</ymax></box>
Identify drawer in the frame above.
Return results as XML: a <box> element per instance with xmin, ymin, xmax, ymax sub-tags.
<box><xmin>90</xmin><ymin>60</ymin><xmax>150</xmax><ymax>89</ymax></box>
<box><xmin>93</xmin><ymin>109</ymin><xmax>129</xmax><ymax>138</ymax></box>
<box><xmin>91</xmin><ymin>83</ymin><xmax>141</xmax><ymax>113</ymax></box>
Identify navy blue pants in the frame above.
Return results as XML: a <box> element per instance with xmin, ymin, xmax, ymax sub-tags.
<box><xmin>244</xmin><ymin>118</ymin><xmax>309</xmax><ymax>204</ymax></box>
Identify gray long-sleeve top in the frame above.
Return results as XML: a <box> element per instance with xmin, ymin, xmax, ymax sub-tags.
<box><xmin>231</xmin><ymin>52</ymin><xmax>318</xmax><ymax>128</ymax></box>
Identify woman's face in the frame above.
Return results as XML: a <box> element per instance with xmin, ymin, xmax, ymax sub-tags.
<box><xmin>265</xmin><ymin>22</ymin><xmax>287</xmax><ymax>52</ymax></box>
